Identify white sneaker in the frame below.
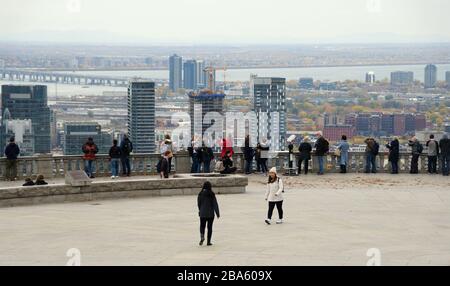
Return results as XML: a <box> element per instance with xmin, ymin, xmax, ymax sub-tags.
<box><xmin>265</xmin><ymin>219</ymin><xmax>271</xmax><ymax>225</ymax></box>
<box><xmin>276</xmin><ymin>219</ymin><xmax>283</xmax><ymax>224</ymax></box>
<box><xmin>111</xmin><ymin>176</ymin><xmax>116</xmax><ymax>179</ymax></box>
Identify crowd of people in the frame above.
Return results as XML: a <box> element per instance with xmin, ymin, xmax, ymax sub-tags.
<box><xmin>3</xmin><ymin>131</ymin><xmax>450</xmax><ymax>184</ymax></box>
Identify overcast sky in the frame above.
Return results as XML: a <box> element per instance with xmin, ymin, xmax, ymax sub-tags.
<box><xmin>0</xmin><ymin>0</ymin><xmax>449</xmax><ymax>44</ymax></box>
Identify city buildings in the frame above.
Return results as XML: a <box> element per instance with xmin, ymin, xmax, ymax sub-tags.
<box><xmin>424</xmin><ymin>64</ymin><xmax>437</xmax><ymax>89</ymax></box>
<box><xmin>1</xmin><ymin>84</ymin><xmax>51</xmax><ymax>154</ymax></box>
<box><xmin>63</xmin><ymin>122</ymin><xmax>112</xmax><ymax>155</ymax></box>
<box><xmin>341</xmin><ymin>112</ymin><xmax>427</xmax><ymax>137</ymax></box>
<box><xmin>365</xmin><ymin>72</ymin><xmax>376</xmax><ymax>84</ymax></box>
<box><xmin>127</xmin><ymin>81</ymin><xmax>156</xmax><ymax>153</ymax></box>
<box><xmin>196</xmin><ymin>60</ymin><xmax>207</xmax><ymax>89</ymax></box>
<box><xmin>298</xmin><ymin>77</ymin><xmax>314</xmax><ymax>89</ymax></box>
<box><xmin>391</xmin><ymin>71</ymin><xmax>414</xmax><ymax>86</ymax></box>
<box><xmin>169</xmin><ymin>54</ymin><xmax>182</xmax><ymax>91</ymax></box>
<box><xmin>323</xmin><ymin>125</ymin><xmax>355</xmax><ymax>142</ymax></box>
<box><xmin>252</xmin><ymin>77</ymin><xmax>286</xmax><ymax>151</ymax></box>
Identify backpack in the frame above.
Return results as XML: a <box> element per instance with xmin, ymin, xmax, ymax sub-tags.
<box><xmin>372</xmin><ymin>142</ymin><xmax>380</xmax><ymax>156</ymax></box>
<box><xmin>417</xmin><ymin>143</ymin><xmax>424</xmax><ymax>154</ymax></box>
<box><xmin>123</xmin><ymin>141</ymin><xmax>132</xmax><ymax>154</ymax></box>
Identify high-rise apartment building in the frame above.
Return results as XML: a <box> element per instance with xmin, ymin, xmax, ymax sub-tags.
<box><xmin>127</xmin><ymin>81</ymin><xmax>156</xmax><ymax>153</ymax></box>
<box><xmin>366</xmin><ymin>72</ymin><xmax>376</xmax><ymax>84</ymax></box>
<box><xmin>188</xmin><ymin>91</ymin><xmax>225</xmax><ymax>139</ymax></box>
<box><xmin>252</xmin><ymin>77</ymin><xmax>286</xmax><ymax>151</ymax></box>
<box><xmin>169</xmin><ymin>54</ymin><xmax>182</xmax><ymax>91</ymax></box>
<box><xmin>424</xmin><ymin>64</ymin><xmax>437</xmax><ymax>89</ymax></box>
<box><xmin>183</xmin><ymin>60</ymin><xmax>197</xmax><ymax>90</ymax></box>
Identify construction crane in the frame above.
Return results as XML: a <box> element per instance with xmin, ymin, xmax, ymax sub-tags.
<box><xmin>203</xmin><ymin>66</ymin><xmax>227</xmax><ymax>92</ymax></box>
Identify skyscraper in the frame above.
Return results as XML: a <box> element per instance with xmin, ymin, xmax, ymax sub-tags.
<box><xmin>365</xmin><ymin>72</ymin><xmax>376</xmax><ymax>84</ymax></box>
<box><xmin>445</xmin><ymin>71</ymin><xmax>450</xmax><ymax>87</ymax></box>
<box><xmin>252</xmin><ymin>77</ymin><xmax>286</xmax><ymax>151</ymax></box>
<box><xmin>169</xmin><ymin>54</ymin><xmax>182</xmax><ymax>91</ymax></box>
<box><xmin>127</xmin><ymin>81</ymin><xmax>156</xmax><ymax>153</ymax></box>
<box><xmin>391</xmin><ymin>71</ymin><xmax>414</xmax><ymax>86</ymax></box>
<box><xmin>196</xmin><ymin>60</ymin><xmax>207</xmax><ymax>89</ymax></box>
<box><xmin>424</xmin><ymin>64</ymin><xmax>437</xmax><ymax>89</ymax></box>
<box><xmin>183</xmin><ymin>60</ymin><xmax>197</xmax><ymax>90</ymax></box>
<box><xmin>1</xmin><ymin>84</ymin><xmax>51</xmax><ymax>154</ymax></box>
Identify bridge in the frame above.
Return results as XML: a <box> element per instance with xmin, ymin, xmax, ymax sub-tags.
<box><xmin>0</xmin><ymin>68</ymin><xmax>131</xmax><ymax>87</ymax></box>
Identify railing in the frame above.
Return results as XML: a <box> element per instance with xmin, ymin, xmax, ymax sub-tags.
<box><xmin>0</xmin><ymin>151</ymin><xmax>440</xmax><ymax>180</ymax></box>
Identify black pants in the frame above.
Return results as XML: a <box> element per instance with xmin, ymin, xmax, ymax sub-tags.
<box><xmin>200</xmin><ymin>217</ymin><xmax>214</xmax><ymax>243</ymax></box>
<box><xmin>298</xmin><ymin>157</ymin><xmax>309</xmax><ymax>174</ymax></box>
<box><xmin>391</xmin><ymin>160</ymin><xmax>399</xmax><ymax>174</ymax></box>
<box><xmin>410</xmin><ymin>154</ymin><xmax>420</xmax><ymax>173</ymax></box>
<box><xmin>267</xmin><ymin>201</ymin><xmax>283</xmax><ymax>220</ymax></box>
<box><xmin>260</xmin><ymin>159</ymin><xmax>268</xmax><ymax>173</ymax></box>
<box><xmin>428</xmin><ymin>156</ymin><xmax>437</xmax><ymax>174</ymax></box>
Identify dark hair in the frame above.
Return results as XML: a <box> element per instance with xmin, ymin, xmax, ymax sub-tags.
<box><xmin>341</xmin><ymin>135</ymin><xmax>347</xmax><ymax>140</ymax></box>
<box><xmin>113</xmin><ymin>139</ymin><xmax>118</xmax><ymax>145</ymax></box>
<box><xmin>268</xmin><ymin>174</ymin><xmax>278</xmax><ymax>184</ymax></box>
<box><xmin>202</xmin><ymin>181</ymin><xmax>215</xmax><ymax>197</ymax></box>
<box><xmin>430</xmin><ymin>134</ymin><xmax>434</xmax><ymax>139</ymax></box>
<box><xmin>165</xmin><ymin>134</ymin><xmax>171</xmax><ymax>140</ymax></box>
<box><xmin>9</xmin><ymin>136</ymin><xmax>15</xmax><ymax>142</ymax></box>
<box><xmin>37</xmin><ymin>174</ymin><xmax>44</xmax><ymax>181</ymax></box>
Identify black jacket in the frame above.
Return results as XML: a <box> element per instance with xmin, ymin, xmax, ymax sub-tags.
<box><xmin>201</xmin><ymin>146</ymin><xmax>214</xmax><ymax>163</ymax></box>
<box><xmin>299</xmin><ymin>142</ymin><xmax>312</xmax><ymax>160</ymax></box>
<box><xmin>197</xmin><ymin>189</ymin><xmax>220</xmax><ymax>218</ymax></box>
<box><xmin>4</xmin><ymin>143</ymin><xmax>20</xmax><ymax>160</ymax></box>
<box><xmin>314</xmin><ymin>137</ymin><xmax>329</xmax><ymax>156</ymax></box>
<box><xmin>440</xmin><ymin>138</ymin><xmax>450</xmax><ymax>157</ymax></box>
<box><xmin>386</xmin><ymin>139</ymin><xmax>400</xmax><ymax>162</ymax></box>
<box><xmin>109</xmin><ymin>145</ymin><xmax>122</xmax><ymax>159</ymax></box>
<box><xmin>120</xmin><ymin>138</ymin><xmax>133</xmax><ymax>157</ymax></box>
<box><xmin>35</xmin><ymin>179</ymin><xmax>48</xmax><ymax>185</ymax></box>
<box><xmin>243</xmin><ymin>142</ymin><xmax>254</xmax><ymax>160</ymax></box>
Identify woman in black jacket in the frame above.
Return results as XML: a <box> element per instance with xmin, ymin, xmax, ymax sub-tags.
<box><xmin>197</xmin><ymin>181</ymin><xmax>220</xmax><ymax>246</ymax></box>
<box><xmin>386</xmin><ymin>137</ymin><xmax>400</xmax><ymax>174</ymax></box>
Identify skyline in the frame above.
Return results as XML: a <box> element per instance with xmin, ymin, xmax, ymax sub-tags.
<box><xmin>1</xmin><ymin>0</ymin><xmax>450</xmax><ymax>44</ymax></box>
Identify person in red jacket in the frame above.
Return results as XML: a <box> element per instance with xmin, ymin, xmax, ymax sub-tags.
<box><xmin>220</xmin><ymin>137</ymin><xmax>234</xmax><ymax>159</ymax></box>
<box><xmin>82</xmin><ymin>137</ymin><xmax>99</xmax><ymax>178</ymax></box>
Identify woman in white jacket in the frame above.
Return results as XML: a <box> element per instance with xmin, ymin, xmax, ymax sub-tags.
<box><xmin>265</xmin><ymin>167</ymin><xmax>284</xmax><ymax>225</ymax></box>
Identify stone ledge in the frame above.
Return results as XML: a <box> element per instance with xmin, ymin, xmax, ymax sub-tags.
<box><xmin>0</xmin><ymin>174</ymin><xmax>248</xmax><ymax>208</ymax></box>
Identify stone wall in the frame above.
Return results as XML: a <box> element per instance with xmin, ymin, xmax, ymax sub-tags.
<box><xmin>0</xmin><ymin>174</ymin><xmax>248</xmax><ymax>208</ymax></box>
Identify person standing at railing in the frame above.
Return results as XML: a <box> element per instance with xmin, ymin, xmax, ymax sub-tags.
<box><xmin>298</xmin><ymin>136</ymin><xmax>312</xmax><ymax>175</ymax></box>
<box><xmin>259</xmin><ymin>138</ymin><xmax>270</xmax><ymax>176</ymax></box>
<box><xmin>386</xmin><ymin>137</ymin><xmax>400</xmax><ymax>174</ymax></box>
<box><xmin>82</xmin><ymin>137</ymin><xmax>99</xmax><ymax>179</ymax></box>
<box><xmin>109</xmin><ymin>139</ymin><xmax>122</xmax><ymax>179</ymax></box>
<box><xmin>408</xmin><ymin>136</ymin><xmax>423</xmax><ymax>174</ymax></box>
<box><xmin>120</xmin><ymin>135</ymin><xmax>133</xmax><ymax>177</ymax></box>
<box><xmin>364</xmin><ymin>137</ymin><xmax>379</xmax><ymax>174</ymax></box>
<box><xmin>314</xmin><ymin>132</ymin><xmax>329</xmax><ymax>175</ymax></box>
<box><xmin>4</xmin><ymin>136</ymin><xmax>20</xmax><ymax>181</ymax></box>
<box><xmin>243</xmin><ymin>135</ymin><xmax>254</xmax><ymax>175</ymax></box>
<box><xmin>200</xmin><ymin>142</ymin><xmax>214</xmax><ymax>173</ymax></box>
<box><xmin>426</xmin><ymin>134</ymin><xmax>439</xmax><ymax>174</ymax></box>
<box><xmin>159</xmin><ymin>134</ymin><xmax>174</xmax><ymax>174</ymax></box>
<box><xmin>439</xmin><ymin>134</ymin><xmax>450</xmax><ymax>176</ymax></box>
<box><xmin>337</xmin><ymin>135</ymin><xmax>350</xmax><ymax>174</ymax></box>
